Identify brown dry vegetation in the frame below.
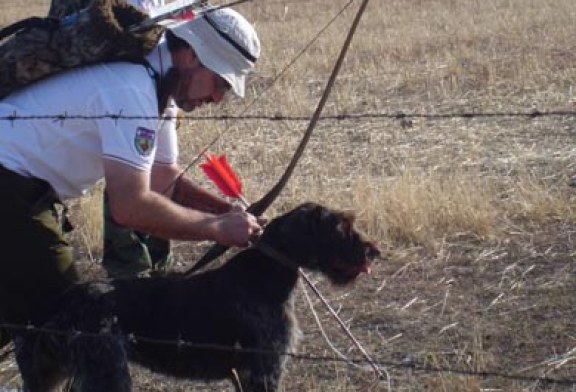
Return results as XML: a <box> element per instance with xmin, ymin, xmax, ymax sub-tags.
<box><xmin>1</xmin><ymin>0</ymin><xmax>575</xmax><ymax>391</ymax></box>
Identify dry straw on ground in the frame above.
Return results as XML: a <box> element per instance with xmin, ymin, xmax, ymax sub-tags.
<box><xmin>1</xmin><ymin>0</ymin><xmax>575</xmax><ymax>390</ymax></box>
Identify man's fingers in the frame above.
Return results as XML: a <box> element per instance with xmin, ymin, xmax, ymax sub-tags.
<box><xmin>256</xmin><ymin>216</ymin><xmax>268</xmax><ymax>226</ymax></box>
<box><xmin>249</xmin><ymin>225</ymin><xmax>263</xmax><ymax>241</ymax></box>
<box><xmin>216</xmin><ymin>208</ymin><xmax>264</xmax><ymax>248</ymax></box>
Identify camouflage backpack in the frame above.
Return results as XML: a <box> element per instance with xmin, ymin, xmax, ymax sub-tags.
<box><xmin>0</xmin><ymin>0</ymin><xmax>164</xmax><ymax>99</ymax></box>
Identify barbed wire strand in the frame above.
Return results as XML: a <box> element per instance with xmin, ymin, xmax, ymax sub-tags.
<box><xmin>0</xmin><ymin>322</ymin><xmax>574</xmax><ymax>386</ymax></box>
<box><xmin>3</xmin><ymin>109</ymin><xmax>576</xmax><ymax>123</ymax></box>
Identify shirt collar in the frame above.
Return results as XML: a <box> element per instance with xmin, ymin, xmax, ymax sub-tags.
<box><xmin>145</xmin><ymin>37</ymin><xmax>173</xmax><ymax>78</ymax></box>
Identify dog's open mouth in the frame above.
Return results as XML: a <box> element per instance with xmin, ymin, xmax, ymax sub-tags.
<box><xmin>331</xmin><ymin>259</ymin><xmax>372</xmax><ymax>282</ymax></box>
<box><xmin>328</xmin><ymin>242</ymin><xmax>380</xmax><ymax>284</ymax></box>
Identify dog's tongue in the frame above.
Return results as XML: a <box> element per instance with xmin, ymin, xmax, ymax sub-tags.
<box><xmin>334</xmin><ymin>260</ymin><xmax>372</xmax><ymax>278</ymax></box>
<box><xmin>349</xmin><ymin>264</ymin><xmax>372</xmax><ymax>276</ymax></box>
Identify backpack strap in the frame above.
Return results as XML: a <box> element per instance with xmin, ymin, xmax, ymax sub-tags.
<box><xmin>141</xmin><ymin>58</ymin><xmax>160</xmax><ymax>86</ymax></box>
<box><xmin>140</xmin><ymin>58</ymin><xmax>167</xmax><ymax>113</ymax></box>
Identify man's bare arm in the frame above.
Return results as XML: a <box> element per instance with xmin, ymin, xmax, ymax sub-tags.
<box><xmin>104</xmin><ymin>159</ymin><xmax>258</xmax><ymax>246</ymax></box>
<box><xmin>150</xmin><ymin>163</ymin><xmax>232</xmax><ymax>213</ymax></box>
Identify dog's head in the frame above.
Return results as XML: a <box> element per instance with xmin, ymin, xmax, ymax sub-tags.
<box><xmin>260</xmin><ymin>202</ymin><xmax>380</xmax><ymax>285</ymax></box>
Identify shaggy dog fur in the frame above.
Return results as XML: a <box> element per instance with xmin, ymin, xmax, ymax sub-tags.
<box><xmin>14</xmin><ymin>202</ymin><xmax>380</xmax><ymax>392</ymax></box>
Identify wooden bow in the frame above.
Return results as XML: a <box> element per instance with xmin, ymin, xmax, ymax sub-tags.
<box><xmin>185</xmin><ymin>0</ymin><xmax>371</xmax><ymax>276</ymax></box>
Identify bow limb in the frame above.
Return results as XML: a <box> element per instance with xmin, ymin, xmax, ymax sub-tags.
<box><xmin>247</xmin><ymin>0</ymin><xmax>371</xmax><ymax>217</ymax></box>
<box><xmin>185</xmin><ymin>0</ymin><xmax>371</xmax><ymax>275</ymax></box>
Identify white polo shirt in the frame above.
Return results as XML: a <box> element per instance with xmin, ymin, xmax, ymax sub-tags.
<box><xmin>0</xmin><ymin>57</ymin><xmax>177</xmax><ymax>200</ymax></box>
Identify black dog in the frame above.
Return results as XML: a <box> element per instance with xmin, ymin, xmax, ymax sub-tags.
<box><xmin>15</xmin><ymin>202</ymin><xmax>380</xmax><ymax>392</ymax></box>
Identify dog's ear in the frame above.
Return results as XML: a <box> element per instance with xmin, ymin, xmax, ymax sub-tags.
<box><xmin>336</xmin><ymin>211</ymin><xmax>356</xmax><ymax>238</ymax></box>
<box><xmin>336</xmin><ymin>212</ymin><xmax>380</xmax><ymax>260</ymax></box>
<box><xmin>260</xmin><ymin>202</ymin><xmax>322</xmax><ymax>251</ymax></box>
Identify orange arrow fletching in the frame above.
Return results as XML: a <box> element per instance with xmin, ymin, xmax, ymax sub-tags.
<box><xmin>200</xmin><ymin>153</ymin><xmax>243</xmax><ymax>199</ymax></box>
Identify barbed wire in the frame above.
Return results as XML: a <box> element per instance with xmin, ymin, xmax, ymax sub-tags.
<box><xmin>0</xmin><ymin>322</ymin><xmax>574</xmax><ymax>386</ymax></box>
<box><xmin>2</xmin><ymin>109</ymin><xmax>576</xmax><ymax>123</ymax></box>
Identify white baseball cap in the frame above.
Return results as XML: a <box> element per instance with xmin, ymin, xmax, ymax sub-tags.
<box><xmin>167</xmin><ymin>8</ymin><xmax>260</xmax><ymax>97</ymax></box>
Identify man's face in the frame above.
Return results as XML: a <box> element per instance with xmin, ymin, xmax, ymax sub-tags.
<box><xmin>171</xmin><ymin>49</ymin><xmax>231</xmax><ymax>112</ymax></box>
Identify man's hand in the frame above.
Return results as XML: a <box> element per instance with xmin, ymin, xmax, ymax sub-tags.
<box><xmin>211</xmin><ymin>205</ymin><xmax>263</xmax><ymax>247</ymax></box>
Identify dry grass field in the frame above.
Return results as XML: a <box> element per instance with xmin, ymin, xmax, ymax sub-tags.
<box><xmin>1</xmin><ymin>0</ymin><xmax>575</xmax><ymax>390</ymax></box>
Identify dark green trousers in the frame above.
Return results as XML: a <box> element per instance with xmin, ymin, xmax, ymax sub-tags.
<box><xmin>0</xmin><ymin>165</ymin><xmax>78</xmax><ymax>344</ymax></box>
<box><xmin>102</xmin><ymin>192</ymin><xmax>172</xmax><ymax>278</ymax></box>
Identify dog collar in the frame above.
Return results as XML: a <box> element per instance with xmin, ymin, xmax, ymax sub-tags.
<box><xmin>254</xmin><ymin>241</ymin><xmax>301</xmax><ymax>271</ymax></box>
